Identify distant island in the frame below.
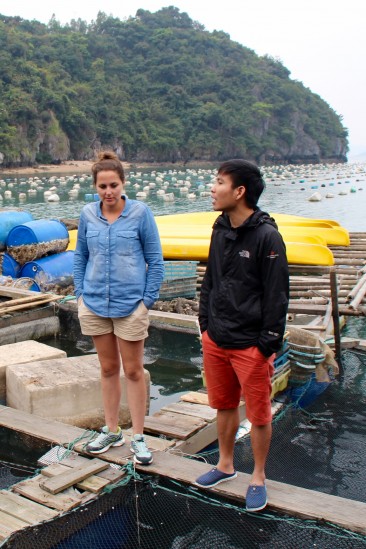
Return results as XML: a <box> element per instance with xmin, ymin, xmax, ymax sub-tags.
<box><xmin>0</xmin><ymin>7</ymin><xmax>348</xmax><ymax>168</ymax></box>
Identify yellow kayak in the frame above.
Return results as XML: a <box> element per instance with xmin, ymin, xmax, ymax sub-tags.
<box><xmin>155</xmin><ymin>211</ymin><xmax>341</xmax><ymax>228</ymax></box>
<box><xmin>278</xmin><ymin>225</ymin><xmax>349</xmax><ymax>246</ymax></box>
<box><xmin>67</xmin><ymin>229</ymin><xmax>77</xmax><ymax>251</ymax></box>
<box><xmin>284</xmin><ymin>242</ymin><xmax>334</xmax><ymax>266</ymax></box>
<box><xmin>160</xmin><ymin>237</ymin><xmax>334</xmax><ymax>265</ymax></box>
<box><xmin>271</xmin><ymin>213</ymin><xmax>341</xmax><ymax>227</ymax></box>
<box><xmin>157</xmin><ymin>224</ymin><xmax>328</xmax><ymax>247</ymax></box>
<box><xmin>155</xmin><ymin>212</ymin><xmax>349</xmax><ymax>246</ymax></box>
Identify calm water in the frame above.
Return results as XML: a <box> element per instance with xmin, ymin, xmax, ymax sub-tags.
<box><xmin>1</xmin><ymin>162</ymin><xmax>366</xmax><ymax>411</ymax></box>
<box><xmin>1</xmin><ymin>162</ymin><xmax>366</xmax><ymax>230</ymax></box>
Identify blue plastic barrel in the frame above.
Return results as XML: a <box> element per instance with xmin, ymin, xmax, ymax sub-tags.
<box><xmin>6</xmin><ymin>219</ymin><xmax>68</xmax><ymax>247</ymax></box>
<box><xmin>20</xmin><ymin>251</ymin><xmax>74</xmax><ymax>291</ymax></box>
<box><xmin>0</xmin><ymin>252</ymin><xmax>21</xmax><ymax>277</ymax></box>
<box><xmin>0</xmin><ymin>211</ymin><xmax>33</xmax><ymax>250</ymax></box>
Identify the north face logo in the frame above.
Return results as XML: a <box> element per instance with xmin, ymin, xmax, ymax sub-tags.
<box><xmin>239</xmin><ymin>249</ymin><xmax>250</xmax><ymax>259</ymax></box>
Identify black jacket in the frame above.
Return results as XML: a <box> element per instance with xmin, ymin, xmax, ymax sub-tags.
<box><xmin>199</xmin><ymin>209</ymin><xmax>289</xmax><ymax>357</ymax></box>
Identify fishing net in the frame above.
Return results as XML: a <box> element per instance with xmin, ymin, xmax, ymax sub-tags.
<box><xmin>199</xmin><ymin>349</ymin><xmax>366</xmax><ymax>503</ymax></box>
<box><xmin>1</xmin><ymin>349</ymin><xmax>366</xmax><ymax>548</ymax></box>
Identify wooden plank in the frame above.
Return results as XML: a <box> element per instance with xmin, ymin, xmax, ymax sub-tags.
<box><xmin>41</xmin><ymin>463</ymin><xmax>111</xmax><ymax>494</ymax></box>
<box><xmin>76</xmin><ymin>476</ymin><xmax>110</xmax><ymax>494</ymax></box>
<box><xmin>161</xmin><ymin>401</ymin><xmax>217</xmax><ymax>422</ymax></box>
<box><xmin>357</xmin><ymin>339</ymin><xmax>366</xmax><ymax>352</ymax></box>
<box><xmin>0</xmin><ymin>491</ymin><xmax>58</xmax><ymax>523</ymax></box>
<box><xmin>286</xmin><ymin>324</ymin><xmax>327</xmax><ymax>331</ymax></box>
<box><xmin>0</xmin><ymin>521</ymin><xmax>14</xmax><ymax>542</ymax></box>
<box><xmin>41</xmin><ymin>457</ymin><xmax>126</xmax><ymax>484</ymax></box>
<box><xmin>288</xmin><ymin>303</ymin><xmax>328</xmax><ymax>314</ymax></box>
<box><xmin>0</xmin><ymin>405</ymin><xmax>88</xmax><ymax>445</ymax></box>
<box><xmin>0</xmin><ymin>509</ymin><xmax>30</xmax><ymax>531</ymax></box>
<box><xmin>39</xmin><ymin>458</ymin><xmax>109</xmax><ymax>494</ymax></box>
<box><xmin>174</xmin><ymin>401</ymin><xmax>246</xmax><ymax>455</ymax></box>
<box><xmin>41</xmin><ymin>463</ymin><xmax>70</xmax><ymax>477</ymax></box>
<box><xmin>0</xmin><ymin>287</ymin><xmax>38</xmax><ymax>299</ymax></box>
<box><xmin>123</xmin><ymin>431</ymin><xmax>176</xmax><ymax>451</ymax></box>
<box><xmin>180</xmin><ymin>391</ymin><xmax>209</xmax><ymax>405</ymax></box>
<box><xmin>133</xmin><ymin>451</ymin><xmax>366</xmax><ymax>535</ymax></box>
<box><xmin>13</xmin><ymin>476</ymin><xmax>81</xmax><ymax>512</ymax></box>
<box><xmin>0</xmin><ymin>306</ymin><xmax>53</xmax><ymax>329</ymax></box>
<box><xmin>96</xmin><ymin>467</ymin><xmax>126</xmax><ymax>483</ymax></box>
<box><xmin>144</xmin><ymin>411</ymin><xmax>207</xmax><ymax>439</ymax></box>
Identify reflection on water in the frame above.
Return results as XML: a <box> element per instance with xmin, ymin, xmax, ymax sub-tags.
<box><xmin>44</xmin><ymin>326</ymin><xmax>203</xmax><ymax>415</ymax></box>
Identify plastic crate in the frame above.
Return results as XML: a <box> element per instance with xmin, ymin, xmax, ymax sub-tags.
<box><xmin>159</xmin><ymin>277</ymin><xmax>197</xmax><ymax>300</ymax></box>
<box><xmin>159</xmin><ymin>261</ymin><xmax>198</xmax><ymax>300</ymax></box>
<box><xmin>163</xmin><ymin>261</ymin><xmax>198</xmax><ymax>281</ymax></box>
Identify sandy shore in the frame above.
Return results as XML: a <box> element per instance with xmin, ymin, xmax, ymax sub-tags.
<box><xmin>0</xmin><ymin>160</ymin><xmax>101</xmax><ymax>176</ymax></box>
<box><xmin>0</xmin><ymin>159</ymin><xmax>216</xmax><ymax>176</ymax></box>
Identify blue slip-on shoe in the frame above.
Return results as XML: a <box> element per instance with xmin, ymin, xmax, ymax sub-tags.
<box><xmin>195</xmin><ymin>467</ymin><xmax>237</xmax><ymax>488</ymax></box>
<box><xmin>245</xmin><ymin>484</ymin><xmax>268</xmax><ymax>512</ymax></box>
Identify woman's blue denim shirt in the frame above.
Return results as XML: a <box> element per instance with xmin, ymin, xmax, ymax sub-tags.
<box><xmin>73</xmin><ymin>197</ymin><xmax>165</xmax><ymax>317</ymax></box>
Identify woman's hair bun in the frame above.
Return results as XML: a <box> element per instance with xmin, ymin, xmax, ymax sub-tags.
<box><xmin>97</xmin><ymin>150</ymin><xmax>118</xmax><ymax>162</ymax></box>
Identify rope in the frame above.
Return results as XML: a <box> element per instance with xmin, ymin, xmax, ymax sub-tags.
<box><xmin>56</xmin><ymin>430</ymin><xmax>98</xmax><ymax>460</ymax></box>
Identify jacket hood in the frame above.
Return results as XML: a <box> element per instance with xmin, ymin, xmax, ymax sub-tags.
<box><xmin>215</xmin><ymin>208</ymin><xmax>278</xmax><ymax>231</ymax></box>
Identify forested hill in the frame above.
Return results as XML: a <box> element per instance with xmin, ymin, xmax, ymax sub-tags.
<box><xmin>0</xmin><ymin>7</ymin><xmax>348</xmax><ymax>167</ymax></box>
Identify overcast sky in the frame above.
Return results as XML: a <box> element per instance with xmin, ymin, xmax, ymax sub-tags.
<box><xmin>2</xmin><ymin>0</ymin><xmax>365</xmax><ymax>157</ymax></box>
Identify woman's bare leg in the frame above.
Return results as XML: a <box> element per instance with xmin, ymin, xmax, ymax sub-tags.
<box><xmin>92</xmin><ymin>333</ymin><xmax>121</xmax><ymax>432</ymax></box>
<box><xmin>118</xmin><ymin>338</ymin><xmax>146</xmax><ymax>435</ymax></box>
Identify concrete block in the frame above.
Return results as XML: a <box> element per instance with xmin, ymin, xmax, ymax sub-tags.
<box><xmin>6</xmin><ymin>354</ymin><xmax>150</xmax><ymax>430</ymax></box>
<box><xmin>0</xmin><ymin>316</ymin><xmax>60</xmax><ymax>346</ymax></box>
<box><xmin>0</xmin><ymin>340</ymin><xmax>66</xmax><ymax>399</ymax></box>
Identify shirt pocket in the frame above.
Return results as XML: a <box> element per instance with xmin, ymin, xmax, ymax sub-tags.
<box><xmin>116</xmin><ymin>230</ymin><xmax>140</xmax><ymax>255</ymax></box>
<box><xmin>86</xmin><ymin>230</ymin><xmax>100</xmax><ymax>254</ymax></box>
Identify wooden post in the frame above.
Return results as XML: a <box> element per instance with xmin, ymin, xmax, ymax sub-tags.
<box><xmin>329</xmin><ymin>268</ymin><xmax>343</xmax><ymax>371</ymax></box>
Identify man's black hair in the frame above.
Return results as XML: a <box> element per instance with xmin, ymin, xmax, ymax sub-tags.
<box><xmin>218</xmin><ymin>159</ymin><xmax>265</xmax><ymax>208</ymax></box>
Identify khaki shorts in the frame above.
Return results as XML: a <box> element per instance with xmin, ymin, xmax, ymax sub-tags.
<box><xmin>77</xmin><ymin>297</ymin><xmax>149</xmax><ymax>341</ymax></box>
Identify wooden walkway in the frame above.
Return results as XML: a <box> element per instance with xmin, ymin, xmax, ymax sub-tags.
<box><xmin>0</xmin><ymin>402</ymin><xmax>365</xmax><ymax>540</ymax></box>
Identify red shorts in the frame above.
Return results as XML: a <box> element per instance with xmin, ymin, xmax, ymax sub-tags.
<box><xmin>202</xmin><ymin>331</ymin><xmax>275</xmax><ymax>426</ymax></box>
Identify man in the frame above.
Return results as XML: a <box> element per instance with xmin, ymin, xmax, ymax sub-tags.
<box><xmin>195</xmin><ymin>159</ymin><xmax>289</xmax><ymax>512</ymax></box>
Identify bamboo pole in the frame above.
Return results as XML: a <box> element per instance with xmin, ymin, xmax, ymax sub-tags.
<box><xmin>334</xmin><ymin>258</ymin><xmax>365</xmax><ymax>265</ymax></box>
<box><xmin>349</xmin><ymin>280</ymin><xmax>366</xmax><ymax>310</ymax></box>
<box><xmin>346</xmin><ymin>272</ymin><xmax>366</xmax><ymax>302</ymax></box>
<box><xmin>0</xmin><ymin>294</ymin><xmax>56</xmax><ymax>309</ymax></box>
<box><xmin>329</xmin><ymin>269</ymin><xmax>342</xmax><ymax>368</ymax></box>
<box><xmin>0</xmin><ymin>295</ymin><xmax>63</xmax><ymax>315</ymax></box>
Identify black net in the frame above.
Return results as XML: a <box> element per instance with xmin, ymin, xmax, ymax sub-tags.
<box><xmin>1</xmin><ymin>350</ymin><xmax>366</xmax><ymax>548</ymax></box>
<box><xmin>198</xmin><ymin>349</ymin><xmax>366</xmax><ymax>504</ymax></box>
<box><xmin>3</xmin><ymin>477</ymin><xmax>366</xmax><ymax>549</ymax></box>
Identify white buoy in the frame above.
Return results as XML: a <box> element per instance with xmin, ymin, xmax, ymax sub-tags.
<box><xmin>325</xmin><ymin>193</ymin><xmax>335</xmax><ymax>198</ymax></box>
<box><xmin>308</xmin><ymin>192</ymin><xmax>322</xmax><ymax>202</ymax></box>
<box><xmin>47</xmin><ymin>193</ymin><xmax>60</xmax><ymax>202</ymax></box>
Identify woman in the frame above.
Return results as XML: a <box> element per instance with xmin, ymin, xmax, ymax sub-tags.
<box><xmin>73</xmin><ymin>151</ymin><xmax>164</xmax><ymax>464</ymax></box>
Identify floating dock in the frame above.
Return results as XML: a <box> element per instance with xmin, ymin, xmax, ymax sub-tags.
<box><xmin>0</xmin><ymin>400</ymin><xmax>365</xmax><ymax>540</ymax></box>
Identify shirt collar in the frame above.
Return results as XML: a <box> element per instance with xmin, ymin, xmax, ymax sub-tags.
<box><xmin>96</xmin><ymin>194</ymin><xmax>129</xmax><ymax>220</ymax></box>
